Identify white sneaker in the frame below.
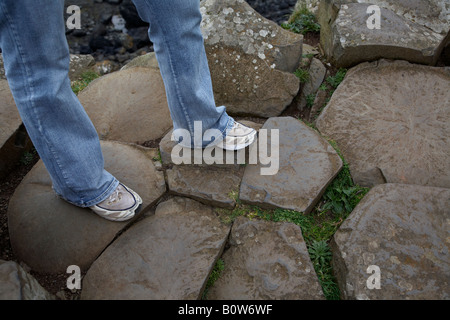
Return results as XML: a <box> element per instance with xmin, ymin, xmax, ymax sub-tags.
<box><xmin>89</xmin><ymin>183</ymin><xmax>142</xmax><ymax>222</ymax></box>
<box><xmin>217</xmin><ymin>121</ymin><xmax>257</xmax><ymax>151</ymax></box>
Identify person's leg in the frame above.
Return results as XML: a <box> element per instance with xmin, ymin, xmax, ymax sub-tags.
<box><xmin>132</xmin><ymin>0</ymin><xmax>238</xmax><ymax>148</ymax></box>
<box><xmin>0</xmin><ymin>1</ymin><xmax>121</xmax><ymax>209</ymax></box>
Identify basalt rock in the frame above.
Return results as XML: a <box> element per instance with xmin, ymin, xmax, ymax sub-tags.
<box><xmin>200</xmin><ymin>0</ymin><xmax>303</xmax><ymax>117</ymax></box>
<box><xmin>316</xmin><ymin>60</ymin><xmax>450</xmax><ymax>188</ymax></box>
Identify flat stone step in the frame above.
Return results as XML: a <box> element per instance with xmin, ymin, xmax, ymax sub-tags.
<box><xmin>239</xmin><ymin>116</ymin><xmax>342</xmax><ymax>214</ymax></box>
<box><xmin>207</xmin><ymin>216</ymin><xmax>325</xmax><ymax>300</ymax></box>
<box><xmin>166</xmin><ymin>165</ymin><xmax>244</xmax><ymax>209</ymax></box>
<box><xmin>81</xmin><ymin>197</ymin><xmax>230</xmax><ymax>300</ymax></box>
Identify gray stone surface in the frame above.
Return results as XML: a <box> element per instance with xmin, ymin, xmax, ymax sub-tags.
<box><xmin>81</xmin><ymin>197</ymin><xmax>230</xmax><ymax>300</ymax></box>
<box><xmin>317</xmin><ymin>0</ymin><xmax>449</xmax><ymax>67</ymax></box>
<box><xmin>207</xmin><ymin>216</ymin><xmax>325</xmax><ymax>299</ymax></box>
<box><xmin>7</xmin><ymin>140</ymin><xmax>166</xmax><ymax>273</ymax></box>
<box><xmin>0</xmin><ymin>260</ymin><xmax>54</xmax><ymax>300</ymax></box>
<box><xmin>200</xmin><ymin>0</ymin><xmax>302</xmax><ymax>117</ymax></box>
<box><xmin>78</xmin><ymin>67</ymin><xmax>173</xmax><ymax>144</ymax></box>
<box><xmin>239</xmin><ymin>117</ymin><xmax>342</xmax><ymax>214</ymax></box>
<box><xmin>331</xmin><ymin>183</ymin><xmax>450</xmax><ymax>300</ymax></box>
<box><xmin>343</xmin><ymin>0</ymin><xmax>449</xmax><ymax>35</ymax></box>
<box><xmin>316</xmin><ymin>60</ymin><xmax>450</xmax><ymax>189</ymax></box>
<box><xmin>167</xmin><ymin>165</ymin><xmax>244</xmax><ymax>209</ymax></box>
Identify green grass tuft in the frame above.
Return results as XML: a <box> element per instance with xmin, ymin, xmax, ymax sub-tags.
<box><xmin>294</xmin><ymin>68</ymin><xmax>310</xmax><ymax>83</ymax></box>
<box><xmin>282</xmin><ymin>7</ymin><xmax>320</xmax><ymax>35</ymax></box>
<box><xmin>202</xmin><ymin>258</ymin><xmax>225</xmax><ymax>300</ymax></box>
<box><xmin>71</xmin><ymin>70</ymin><xmax>100</xmax><ymax>95</ymax></box>
<box><xmin>326</xmin><ymin>68</ymin><xmax>347</xmax><ymax>89</ymax></box>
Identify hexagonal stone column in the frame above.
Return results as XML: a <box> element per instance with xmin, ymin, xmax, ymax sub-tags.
<box><xmin>7</xmin><ymin>140</ymin><xmax>166</xmax><ymax>273</ymax></box>
<box><xmin>331</xmin><ymin>183</ymin><xmax>450</xmax><ymax>300</ymax></box>
<box><xmin>317</xmin><ymin>0</ymin><xmax>449</xmax><ymax>67</ymax></box>
<box><xmin>200</xmin><ymin>0</ymin><xmax>302</xmax><ymax>117</ymax></box>
<box><xmin>81</xmin><ymin>197</ymin><xmax>230</xmax><ymax>300</ymax></box>
<box><xmin>77</xmin><ymin>67</ymin><xmax>173</xmax><ymax>144</ymax></box>
<box><xmin>207</xmin><ymin>216</ymin><xmax>325</xmax><ymax>300</ymax></box>
<box><xmin>316</xmin><ymin>60</ymin><xmax>450</xmax><ymax>188</ymax></box>
<box><xmin>160</xmin><ymin>121</ymin><xmax>262</xmax><ymax>209</ymax></box>
<box><xmin>239</xmin><ymin>117</ymin><xmax>342</xmax><ymax>214</ymax></box>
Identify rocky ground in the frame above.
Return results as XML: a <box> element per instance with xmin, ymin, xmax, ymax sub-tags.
<box><xmin>1</xmin><ymin>0</ymin><xmax>449</xmax><ymax>301</ymax></box>
<box><xmin>65</xmin><ymin>0</ymin><xmax>299</xmax><ymax>75</ymax></box>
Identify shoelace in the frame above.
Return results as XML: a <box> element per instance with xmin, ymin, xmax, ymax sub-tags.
<box><xmin>106</xmin><ymin>188</ymin><xmax>122</xmax><ymax>205</ymax></box>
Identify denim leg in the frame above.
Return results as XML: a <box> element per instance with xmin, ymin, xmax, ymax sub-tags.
<box><xmin>132</xmin><ymin>0</ymin><xmax>234</xmax><ymax>148</ymax></box>
<box><xmin>0</xmin><ymin>0</ymin><xmax>118</xmax><ymax>207</ymax></box>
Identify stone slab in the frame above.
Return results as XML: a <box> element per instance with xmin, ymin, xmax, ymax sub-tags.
<box><xmin>0</xmin><ymin>260</ymin><xmax>54</xmax><ymax>300</ymax></box>
<box><xmin>207</xmin><ymin>216</ymin><xmax>325</xmax><ymax>299</ymax></box>
<box><xmin>166</xmin><ymin>165</ymin><xmax>244</xmax><ymax>209</ymax></box>
<box><xmin>331</xmin><ymin>183</ymin><xmax>450</xmax><ymax>300</ymax></box>
<box><xmin>200</xmin><ymin>0</ymin><xmax>302</xmax><ymax>117</ymax></box>
<box><xmin>317</xmin><ymin>0</ymin><xmax>449</xmax><ymax>67</ymax></box>
<box><xmin>81</xmin><ymin>197</ymin><xmax>230</xmax><ymax>300</ymax></box>
<box><xmin>316</xmin><ymin>59</ymin><xmax>450</xmax><ymax>188</ymax></box>
<box><xmin>78</xmin><ymin>67</ymin><xmax>173</xmax><ymax>144</ymax></box>
<box><xmin>239</xmin><ymin>116</ymin><xmax>342</xmax><ymax>214</ymax></box>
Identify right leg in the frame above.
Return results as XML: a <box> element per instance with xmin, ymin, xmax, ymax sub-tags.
<box><xmin>132</xmin><ymin>0</ymin><xmax>256</xmax><ymax>150</ymax></box>
<box><xmin>132</xmin><ymin>0</ymin><xmax>235</xmax><ymax>148</ymax></box>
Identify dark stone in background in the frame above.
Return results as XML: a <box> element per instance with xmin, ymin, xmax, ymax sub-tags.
<box><xmin>65</xmin><ymin>0</ymin><xmax>297</xmax><ymax>67</ymax></box>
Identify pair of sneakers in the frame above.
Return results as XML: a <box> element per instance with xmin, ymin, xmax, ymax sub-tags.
<box><xmin>90</xmin><ymin>121</ymin><xmax>256</xmax><ymax>222</ymax></box>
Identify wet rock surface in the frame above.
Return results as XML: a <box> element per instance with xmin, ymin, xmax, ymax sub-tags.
<box><xmin>207</xmin><ymin>216</ymin><xmax>325</xmax><ymax>300</ymax></box>
<box><xmin>81</xmin><ymin>197</ymin><xmax>230</xmax><ymax>300</ymax></box>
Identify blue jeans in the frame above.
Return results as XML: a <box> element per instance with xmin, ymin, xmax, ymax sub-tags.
<box><xmin>0</xmin><ymin>0</ymin><xmax>233</xmax><ymax>207</ymax></box>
